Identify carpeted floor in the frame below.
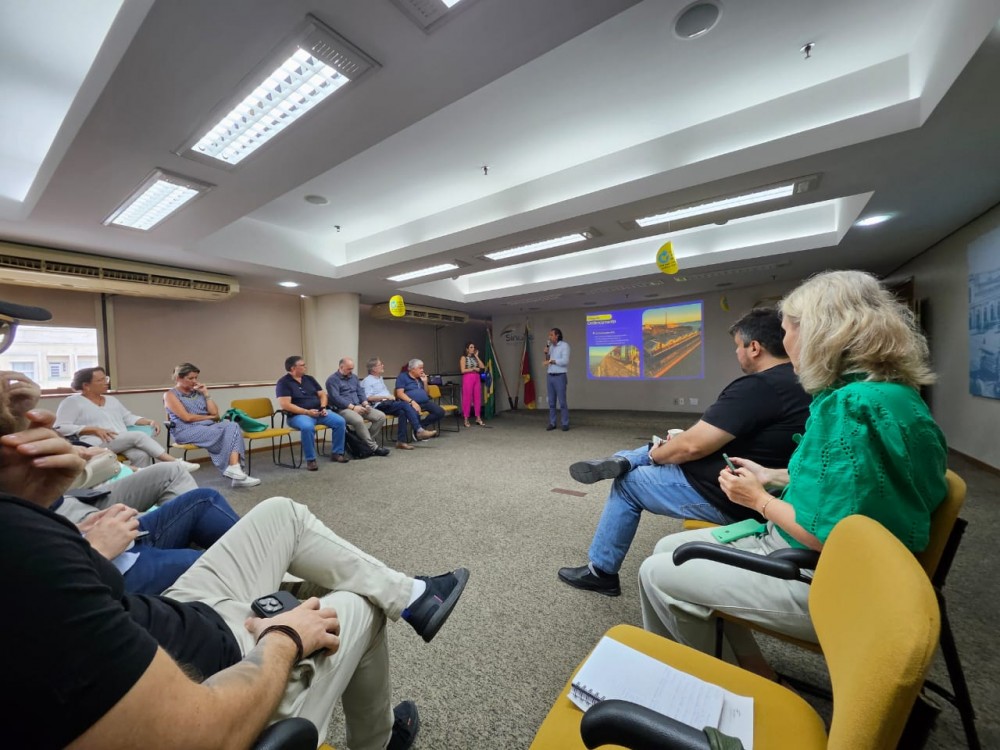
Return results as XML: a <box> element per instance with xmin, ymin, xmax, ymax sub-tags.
<box><xmin>199</xmin><ymin>409</ymin><xmax>997</xmax><ymax>749</ymax></box>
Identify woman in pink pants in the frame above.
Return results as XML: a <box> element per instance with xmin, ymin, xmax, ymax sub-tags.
<box><xmin>459</xmin><ymin>342</ymin><xmax>486</xmax><ymax>427</ymax></box>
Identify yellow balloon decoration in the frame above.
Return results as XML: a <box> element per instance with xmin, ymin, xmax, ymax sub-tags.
<box><xmin>656</xmin><ymin>241</ymin><xmax>679</xmax><ymax>275</ymax></box>
<box><xmin>388</xmin><ymin>295</ymin><xmax>406</xmax><ymax>317</ymax></box>
<box><xmin>720</xmin><ymin>295</ymin><xmax>730</xmax><ymax>311</ymax></box>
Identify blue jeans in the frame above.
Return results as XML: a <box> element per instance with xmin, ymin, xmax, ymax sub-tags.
<box><xmin>588</xmin><ymin>447</ymin><xmax>734</xmax><ymax>574</ymax></box>
<box><xmin>288</xmin><ymin>411</ymin><xmax>347</xmax><ymax>460</ymax></box>
<box><xmin>547</xmin><ymin>372</ymin><xmax>568</xmax><ymax>427</ymax></box>
<box><xmin>376</xmin><ymin>400</ymin><xmax>422</xmax><ymax>442</ymax></box>
<box><xmin>127</xmin><ymin>488</ymin><xmax>240</xmax><ymax>595</ymax></box>
<box><xmin>414</xmin><ymin>399</ymin><xmax>444</xmax><ymax>428</ymax></box>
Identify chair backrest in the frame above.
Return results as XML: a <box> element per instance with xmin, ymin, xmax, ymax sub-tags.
<box><xmin>915</xmin><ymin>469</ymin><xmax>966</xmax><ymax>579</ymax></box>
<box><xmin>426</xmin><ymin>384</ymin><xmax>442</xmax><ymax>399</ymax></box>
<box><xmin>811</xmin><ymin>515</ymin><xmax>940</xmax><ymax>750</ymax></box>
<box><xmin>230</xmin><ymin>397</ymin><xmax>275</xmax><ymax>421</ymax></box>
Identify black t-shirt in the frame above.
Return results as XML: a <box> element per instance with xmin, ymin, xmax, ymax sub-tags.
<box><xmin>680</xmin><ymin>363</ymin><xmax>810</xmax><ymax>520</ymax></box>
<box><xmin>1</xmin><ymin>494</ymin><xmax>240</xmax><ymax>748</ymax></box>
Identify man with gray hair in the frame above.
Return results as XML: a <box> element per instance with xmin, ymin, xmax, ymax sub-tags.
<box><xmin>360</xmin><ymin>357</ymin><xmax>434</xmax><ymax>449</ymax></box>
<box><xmin>326</xmin><ymin>357</ymin><xmax>390</xmax><ymax>457</ymax></box>
<box><xmin>394</xmin><ymin>359</ymin><xmax>444</xmax><ymax>434</ymax></box>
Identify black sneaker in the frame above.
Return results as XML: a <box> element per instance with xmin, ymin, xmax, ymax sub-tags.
<box><xmin>373</xmin><ymin>447</ymin><xmax>391</xmax><ymax>456</ymax></box>
<box><xmin>558</xmin><ymin>564</ymin><xmax>621</xmax><ymax>596</ymax></box>
<box><xmin>569</xmin><ymin>456</ymin><xmax>631</xmax><ymax>485</ymax></box>
<box><xmin>546</xmin><ymin>424</ymin><xmax>557</xmax><ymax>431</ymax></box>
<box><xmin>386</xmin><ymin>700</ymin><xmax>420</xmax><ymax>750</ymax></box>
<box><xmin>403</xmin><ymin>568</ymin><xmax>470</xmax><ymax>642</ymax></box>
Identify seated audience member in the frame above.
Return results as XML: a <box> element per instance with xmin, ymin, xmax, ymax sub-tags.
<box><xmin>638</xmin><ymin>271</ymin><xmax>947</xmax><ymax>669</ymax></box>
<box><xmin>395</xmin><ymin>359</ymin><xmax>444</xmax><ymax>434</ymax></box>
<box><xmin>277</xmin><ymin>355</ymin><xmax>349</xmax><ymax>471</ymax></box>
<box><xmin>559</xmin><ymin>308</ymin><xmax>810</xmax><ymax>596</ymax></box>
<box><xmin>361</xmin><ymin>357</ymin><xmax>432</xmax><ymax>450</ymax></box>
<box><xmin>2</xmin><ymin>410</ymin><xmax>469</xmax><ymax>749</ymax></box>
<box><xmin>76</xmin><ymin>488</ymin><xmax>239</xmax><ymax>595</ymax></box>
<box><xmin>326</xmin><ymin>357</ymin><xmax>390</xmax><ymax>457</ymax></box>
<box><xmin>56</xmin><ymin>366</ymin><xmax>198</xmax><ymax>471</ymax></box>
<box><xmin>165</xmin><ymin>363</ymin><xmax>261</xmax><ymax>487</ymax></box>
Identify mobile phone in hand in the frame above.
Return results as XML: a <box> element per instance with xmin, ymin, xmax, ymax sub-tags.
<box><xmin>251</xmin><ymin>590</ymin><xmax>301</xmax><ymax>618</ymax></box>
<box><xmin>721</xmin><ymin>453</ymin><xmax>737</xmax><ymax>473</ymax></box>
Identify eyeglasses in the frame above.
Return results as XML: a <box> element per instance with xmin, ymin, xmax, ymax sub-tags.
<box><xmin>0</xmin><ymin>317</ymin><xmax>17</xmax><ymax>355</ymax></box>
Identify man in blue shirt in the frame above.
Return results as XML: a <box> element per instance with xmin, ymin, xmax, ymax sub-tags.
<box><xmin>361</xmin><ymin>357</ymin><xmax>435</xmax><ymax>449</ymax></box>
<box><xmin>325</xmin><ymin>357</ymin><xmax>390</xmax><ymax>457</ymax></box>
<box><xmin>544</xmin><ymin>327</ymin><xmax>571</xmax><ymax>431</ymax></box>
<box><xmin>276</xmin><ymin>356</ymin><xmax>348</xmax><ymax>470</ymax></box>
<box><xmin>394</xmin><ymin>359</ymin><xmax>444</xmax><ymax>433</ymax></box>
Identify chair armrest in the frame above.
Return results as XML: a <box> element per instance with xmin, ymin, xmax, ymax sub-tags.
<box><xmin>672</xmin><ymin>541</ymin><xmax>815</xmax><ymax>583</ymax></box>
<box><xmin>251</xmin><ymin>717</ymin><xmax>318</xmax><ymax>750</ymax></box>
<box><xmin>581</xmin><ymin>700</ymin><xmax>710</xmax><ymax>750</ymax></box>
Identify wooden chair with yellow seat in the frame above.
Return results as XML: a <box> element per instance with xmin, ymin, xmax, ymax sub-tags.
<box><xmin>164</xmin><ymin>417</ymin><xmax>200</xmax><ymax>461</ymax></box>
<box><xmin>426</xmin><ymin>383</ymin><xmax>461</xmax><ymax>432</ymax></box>
<box><xmin>674</xmin><ymin>469</ymin><xmax>979</xmax><ymax>749</ymax></box>
<box><xmin>228</xmin><ymin>397</ymin><xmax>298</xmax><ymax>472</ymax></box>
<box><xmin>530</xmin><ymin>514</ymin><xmax>941</xmax><ymax>750</ymax></box>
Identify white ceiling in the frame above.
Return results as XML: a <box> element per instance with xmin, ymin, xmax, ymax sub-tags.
<box><xmin>2</xmin><ymin>0</ymin><xmax>1000</xmax><ymax>318</ymax></box>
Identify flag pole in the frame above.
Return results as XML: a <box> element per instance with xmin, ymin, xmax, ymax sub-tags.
<box><xmin>487</xmin><ymin>326</ymin><xmax>516</xmax><ymax>410</ymax></box>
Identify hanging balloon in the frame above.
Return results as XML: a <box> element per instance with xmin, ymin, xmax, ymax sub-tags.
<box><xmin>388</xmin><ymin>295</ymin><xmax>406</xmax><ymax>317</ymax></box>
<box><xmin>720</xmin><ymin>295</ymin><xmax>730</xmax><ymax>311</ymax></box>
<box><xmin>656</xmin><ymin>241</ymin><xmax>679</xmax><ymax>275</ymax></box>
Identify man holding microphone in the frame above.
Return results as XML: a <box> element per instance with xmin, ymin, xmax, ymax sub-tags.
<box><xmin>544</xmin><ymin>327</ymin><xmax>571</xmax><ymax>431</ymax></box>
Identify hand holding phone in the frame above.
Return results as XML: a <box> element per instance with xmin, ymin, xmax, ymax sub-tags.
<box><xmin>251</xmin><ymin>590</ymin><xmax>302</xmax><ymax>618</ymax></box>
<box><xmin>722</xmin><ymin>453</ymin><xmax>738</xmax><ymax>473</ymax></box>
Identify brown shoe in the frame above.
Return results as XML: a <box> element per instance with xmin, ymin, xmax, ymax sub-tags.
<box><xmin>395</xmin><ymin>442</ymin><xmax>415</xmax><ymax>450</ymax></box>
<box><xmin>331</xmin><ymin>453</ymin><xmax>349</xmax><ymax>463</ymax></box>
<box><xmin>416</xmin><ymin>429</ymin><xmax>438</xmax><ymax>440</ymax></box>
<box><xmin>306</xmin><ymin>460</ymin><xmax>318</xmax><ymax>471</ymax></box>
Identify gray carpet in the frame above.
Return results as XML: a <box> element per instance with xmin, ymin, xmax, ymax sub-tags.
<box><xmin>201</xmin><ymin>409</ymin><xmax>997</xmax><ymax>749</ymax></box>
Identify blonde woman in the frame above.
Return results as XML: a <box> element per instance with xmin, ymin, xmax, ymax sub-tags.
<box><xmin>638</xmin><ymin>270</ymin><xmax>947</xmax><ymax>669</ymax></box>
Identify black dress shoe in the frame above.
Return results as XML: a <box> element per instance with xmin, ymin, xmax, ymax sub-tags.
<box><xmin>561</xmin><ymin>425</ymin><xmax>569</xmax><ymax>431</ymax></box>
<box><xmin>331</xmin><ymin>453</ymin><xmax>349</xmax><ymax>463</ymax></box>
<box><xmin>374</xmin><ymin>447</ymin><xmax>391</xmax><ymax>457</ymax></box>
<box><xmin>306</xmin><ymin>460</ymin><xmax>318</xmax><ymax>471</ymax></box>
<box><xmin>546</xmin><ymin>424</ymin><xmax>557</xmax><ymax>431</ymax></box>
<box><xmin>569</xmin><ymin>456</ymin><xmax>631</xmax><ymax>484</ymax></box>
<box><xmin>558</xmin><ymin>564</ymin><xmax>621</xmax><ymax>596</ymax></box>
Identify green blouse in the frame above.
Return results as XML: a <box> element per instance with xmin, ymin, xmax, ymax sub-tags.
<box><xmin>778</xmin><ymin>376</ymin><xmax>947</xmax><ymax>552</ymax></box>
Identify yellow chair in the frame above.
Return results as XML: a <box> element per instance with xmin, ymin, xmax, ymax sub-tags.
<box><xmin>531</xmin><ymin>515</ymin><xmax>941</xmax><ymax>750</ymax></box>
<box><xmin>426</xmin><ymin>383</ymin><xmax>461</xmax><ymax>432</ymax></box>
<box><xmin>228</xmin><ymin>398</ymin><xmax>297</xmax><ymax>472</ymax></box>
<box><xmin>164</xmin><ymin>418</ymin><xmax>199</xmax><ymax>461</ymax></box>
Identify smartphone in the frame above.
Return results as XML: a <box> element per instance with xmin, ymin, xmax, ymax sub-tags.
<box><xmin>134</xmin><ymin>530</ymin><xmax>150</xmax><ymax>539</ymax></box>
<box><xmin>721</xmin><ymin>453</ymin><xmax>737</xmax><ymax>472</ymax></box>
<box><xmin>251</xmin><ymin>590</ymin><xmax>301</xmax><ymax>618</ymax></box>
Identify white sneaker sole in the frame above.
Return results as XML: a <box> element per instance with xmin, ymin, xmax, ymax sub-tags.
<box><xmin>232</xmin><ymin>476</ymin><xmax>261</xmax><ymax>488</ymax></box>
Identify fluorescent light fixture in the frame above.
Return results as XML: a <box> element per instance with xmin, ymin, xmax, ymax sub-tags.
<box><xmin>441</xmin><ymin>0</ymin><xmax>463</xmax><ymax>6</ymax></box>
<box><xmin>390</xmin><ymin>0</ymin><xmax>480</xmax><ymax>32</ymax></box>
<box><xmin>855</xmin><ymin>213</ymin><xmax>894</xmax><ymax>227</ymax></box>
<box><xmin>485</xmin><ymin>233</ymin><xmax>589</xmax><ymax>261</ymax></box>
<box><xmin>181</xmin><ymin>16</ymin><xmax>379</xmax><ymax>167</ymax></box>
<box><xmin>636</xmin><ymin>184</ymin><xmax>796</xmax><ymax>228</ymax></box>
<box><xmin>279</xmin><ymin>281</ymin><xmax>300</xmax><ymax>288</ymax></box>
<box><xmin>387</xmin><ymin>263</ymin><xmax>460</xmax><ymax>282</ymax></box>
<box><xmin>104</xmin><ymin>169</ymin><xmax>213</xmax><ymax>231</ymax></box>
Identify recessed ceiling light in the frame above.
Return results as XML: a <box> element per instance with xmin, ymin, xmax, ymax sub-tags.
<box><xmin>674</xmin><ymin>2</ymin><xmax>722</xmax><ymax>40</ymax></box>
<box><xmin>279</xmin><ymin>281</ymin><xmax>300</xmax><ymax>288</ymax></box>
<box><xmin>855</xmin><ymin>214</ymin><xmax>894</xmax><ymax>227</ymax></box>
<box><xmin>485</xmin><ymin>232</ymin><xmax>592</xmax><ymax>261</ymax></box>
<box><xmin>304</xmin><ymin>194</ymin><xmax>329</xmax><ymax>205</ymax></box>
<box><xmin>103</xmin><ymin>169</ymin><xmax>213</xmax><ymax>231</ymax></box>
<box><xmin>636</xmin><ymin>183</ymin><xmax>796</xmax><ymax>228</ymax></box>
<box><xmin>179</xmin><ymin>16</ymin><xmax>378</xmax><ymax>167</ymax></box>
<box><xmin>387</xmin><ymin>262</ymin><xmax>460</xmax><ymax>282</ymax></box>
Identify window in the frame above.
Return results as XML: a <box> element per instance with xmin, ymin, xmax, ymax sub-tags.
<box><xmin>9</xmin><ymin>361</ymin><xmax>36</xmax><ymax>380</ymax></box>
<box><xmin>0</xmin><ymin>326</ymin><xmax>98</xmax><ymax>390</ymax></box>
<box><xmin>76</xmin><ymin>355</ymin><xmax>98</xmax><ymax>370</ymax></box>
<box><xmin>48</xmin><ymin>358</ymin><xmax>70</xmax><ymax>380</ymax></box>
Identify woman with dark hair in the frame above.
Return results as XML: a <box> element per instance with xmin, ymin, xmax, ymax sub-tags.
<box><xmin>164</xmin><ymin>363</ymin><xmax>260</xmax><ymax>487</ymax></box>
<box><xmin>459</xmin><ymin>342</ymin><xmax>486</xmax><ymax>428</ymax></box>
<box><xmin>638</xmin><ymin>270</ymin><xmax>947</xmax><ymax>669</ymax></box>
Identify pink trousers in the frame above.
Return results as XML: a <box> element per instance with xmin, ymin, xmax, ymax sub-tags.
<box><xmin>462</xmin><ymin>371</ymin><xmax>483</xmax><ymax>419</ymax></box>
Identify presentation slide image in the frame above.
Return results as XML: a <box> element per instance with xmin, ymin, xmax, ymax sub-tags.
<box><xmin>589</xmin><ymin>344</ymin><xmax>641</xmax><ymax>378</ymax></box>
<box><xmin>642</xmin><ymin>302</ymin><xmax>704</xmax><ymax>380</ymax></box>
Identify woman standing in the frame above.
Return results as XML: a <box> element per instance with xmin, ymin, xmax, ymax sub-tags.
<box><xmin>164</xmin><ymin>363</ymin><xmax>260</xmax><ymax>488</ymax></box>
<box><xmin>459</xmin><ymin>342</ymin><xmax>486</xmax><ymax>428</ymax></box>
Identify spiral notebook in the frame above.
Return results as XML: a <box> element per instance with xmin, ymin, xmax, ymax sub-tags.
<box><xmin>569</xmin><ymin>636</ymin><xmax>754</xmax><ymax>749</ymax></box>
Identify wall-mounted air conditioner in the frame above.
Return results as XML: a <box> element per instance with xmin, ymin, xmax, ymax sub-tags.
<box><xmin>0</xmin><ymin>242</ymin><xmax>238</xmax><ymax>301</ymax></box>
<box><xmin>370</xmin><ymin>302</ymin><xmax>468</xmax><ymax>325</ymax></box>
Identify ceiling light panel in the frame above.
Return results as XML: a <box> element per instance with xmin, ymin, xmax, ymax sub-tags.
<box><xmin>484</xmin><ymin>231</ymin><xmax>593</xmax><ymax>261</ymax></box>
<box><xmin>387</xmin><ymin>262</ymin><xmax>460</xmax><ymax>282</ymax></box>
<box><xmin>390</xmin><ymin>0</ymin><xmax>478</xmax><ymax>32</ymax></box>
<box><xmin>180</xmin><ymin>15</ymin><xmax>379</xmax><ymax>168</ymax></box>
<box><xmin>636</xmin><ymin>184</ymin><xmax>795</xmax><ymax>227</ymax></box>
<box><xmin>103</xmin><ymin>169</ymin><xmax>213</xmax><ymax>231</ymax></box>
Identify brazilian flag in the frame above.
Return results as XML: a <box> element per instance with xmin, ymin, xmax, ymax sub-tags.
<box><xmin>483</xmin><ymin>330</ymin><xmax>497</xmax><ymax>419</ymax></box>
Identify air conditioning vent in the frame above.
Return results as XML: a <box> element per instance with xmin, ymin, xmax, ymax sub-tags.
<box><xmin>370</xmin><ymin>302</ymin><xmax>469</xmax><ymax>325</ymax></box>
<box><xmin>0</xmin><ymin>242</ymin><xmax>238</xmax><ymax>301</ymax></box>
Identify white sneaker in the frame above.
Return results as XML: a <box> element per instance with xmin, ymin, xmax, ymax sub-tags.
<box><xmin>232</xmin><ymin>475</ymin><xmax>261</xmax><ymax>488</ymax></box>
<box><xmin>223</xmin><ymin>465</ymin><xmax>247</xmax><ymax>481</ymax></box>
<box><xmin>179</xmin><ymin>460</ymin><xmax>200</xmax><ymax>473</ymax></box>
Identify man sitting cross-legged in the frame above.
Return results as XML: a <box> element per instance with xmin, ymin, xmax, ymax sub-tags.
<box><xmin>360</xmin><ymin>357</ymin><xmax>435</xmax><ymax>450</ymax></box>
<box><xmin>1</xmin><ymin>411</ymin><xmax>470</xmax><ymax>750</ymax></box>
<box><xmin>326</xmin><ymin>356</ymin><xmax>390</xmax><ymax>457</ymax></box>
<box><xmin>558</xmin><ymin>308</ymin><xmax>810</xmax><ymax>596</ymax></box>
<box><xmin>394</xmin><ymin>358</ymin><xmax>444</xmax><ymax>436</ymax></box>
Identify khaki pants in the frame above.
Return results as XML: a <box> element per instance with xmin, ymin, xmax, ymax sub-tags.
<box><xmin>164</xmin><ymin>496</ymin><xmax>413</xmax><ymax>748</ymax></box>
<box><xmin>338</xmin><ymin>407</ymin><xmax>387</xmax><ymax>451</ymax></box>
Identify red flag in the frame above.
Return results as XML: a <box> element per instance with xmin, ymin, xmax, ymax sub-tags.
<box><xmin>521</xmin><ymin>325</ymin><xmax>536</xmax><ymax>409</ymax></box>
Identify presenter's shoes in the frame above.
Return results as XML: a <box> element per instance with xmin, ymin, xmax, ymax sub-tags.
<box><xmin>561</xmin><ymin>425</ymin><xmax>569</xmax><ymax>431</ymax></box>
<box><xmin>570</xmin><ymin>456</ymin><xmax>631</xmax><ymax>485</ymax></box>
<box><xmin>387</xmin><ymin>701</ymin><xmax>420</xmax><ymax>750</ymax></box>
<box><xmin>415</xmin><ymin>428</ymin><xmax>438</xmax><ymax>440</ymax></box>
<box><xmin>464</xmin><ymin>420</ymin><xmax>471</xmax><ymax>428</ymax></box>
<box><xmin>403</xmin><ymin>568</ymin><xmax>470</xmax><ymax>643</ymax></box>
<box><xmin>546</xmin><ymin>424</ymin><xmax>557</xmax><ymax>431</ymax></box>
<box><xmin>306</xmin><ymin>460</ymin><xmax>318</xmax><ymax>471</ymax></box>
<box><xmin>395</xmin><ymin>441</ymin><xmax>415</xmax><ymax>450</ymax></box>
<box><xmin>331</xmin><ymin>453</ymin><xmax>350</xmax><ymax>463</ymax></box>
<box><xmin>373</xmin><ymin>447</ymin><xmax>391</xmax><ymax>456</ymax></box>
<box><xmin>476</xmin><ymin>419</ymin><xmax>486</xmax><ymax>426</ymax></box>
<box><xmin>558</xmin><ymin>564</ymin><xmax>621</xmax><ymax>596</ymax></box>
<box><xmin>178</xmin><ymin>460</ymin><xmax>201</xmax><ymax>472</ymax></box>
<box><xmin>231</xmin><ymin>475</ymin><xmax>262</xmax><ymax>488</ymax></box>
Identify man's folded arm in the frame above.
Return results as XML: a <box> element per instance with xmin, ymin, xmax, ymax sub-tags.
<box><xmin>648</xmin><ymin>420</ymin><xmax>733</xmax><ymax>465</ymax></box>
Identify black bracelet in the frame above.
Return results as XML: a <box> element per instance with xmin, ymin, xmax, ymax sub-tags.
<box><xmin>256</xmin><ymin>624</ymin><xmax>304</xmax><ymax>663</ymax></box>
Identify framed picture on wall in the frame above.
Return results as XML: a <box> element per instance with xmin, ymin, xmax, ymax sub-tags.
<box><xmin>968</xmin><ymin>228</ymin><xmax>1000</xmax><ymax>400</ymax></box>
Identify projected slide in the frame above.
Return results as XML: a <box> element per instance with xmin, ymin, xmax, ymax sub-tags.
<box><xmin>586</xmin><ymin>300</ymin><xmax>704</xmax><ymax>380</ymax></box>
